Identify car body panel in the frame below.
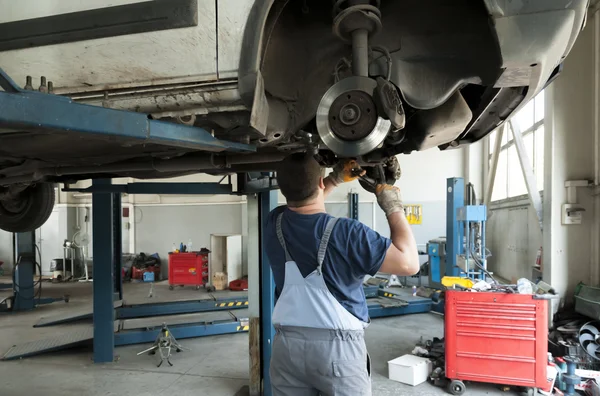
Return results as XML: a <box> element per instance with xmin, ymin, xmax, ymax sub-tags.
<box><xmin>0</xmin><ymin>0</ymin><xmax>590</xmax><ymax>165</ymax></box>
<box><xmin>0</xmin><ymin>0</ymin><xmax>229</xmax><ymax>89</ymax></box>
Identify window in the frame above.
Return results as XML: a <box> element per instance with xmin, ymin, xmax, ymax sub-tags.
<box><xmin>488</xmin><ymin>91</ymin><xmax>545</xmax><ymax>201</ymax></box>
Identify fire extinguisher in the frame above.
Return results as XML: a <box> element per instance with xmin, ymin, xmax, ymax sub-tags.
<box><xmin>535</xmin><ymin>246</ymin><xmax>543</xmax><ymax>268</ymax></box>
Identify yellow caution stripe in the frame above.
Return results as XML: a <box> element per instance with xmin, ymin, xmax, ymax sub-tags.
<box><xmin>216</xmin><ymin>300</ymin><xmax>249</xmax><ymax>308</ymax></box>
<box><xmin>236</xmin><ymin>325</ymin><xmax>249</xmax><ymax>331</ymax></box>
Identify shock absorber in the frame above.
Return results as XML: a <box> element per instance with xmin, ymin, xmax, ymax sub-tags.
<box><xmin>332</xmin><ymin>0</ymin><xmax>382</xmax><ymax>77</ymax></box>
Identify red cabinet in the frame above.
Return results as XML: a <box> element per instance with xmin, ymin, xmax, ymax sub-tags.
<box><xmin>445</xmin><ymin>290</ymin><xmax>550</xmax><ymax>392</ymax></box>
<box><xmin>168</xmin><ymin>252</ymin><xmax>209</xmax><ymax>289</ymax></box>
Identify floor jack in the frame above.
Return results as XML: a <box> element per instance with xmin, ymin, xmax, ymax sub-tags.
<box><xmin>137</xmin><ymin>323</ymin><xmax>189</xmax><ymax>367</ymax></box>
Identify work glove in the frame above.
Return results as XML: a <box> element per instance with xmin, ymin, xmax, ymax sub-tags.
<box><xmin>328</xmin><ymin>159</ymin><xmax>364</xmax><ymax>186</ymax></box>
<box><xmin>376</xmin><ymin>184</ymin><xmax>404</xmax><ymax>217</ymax></box>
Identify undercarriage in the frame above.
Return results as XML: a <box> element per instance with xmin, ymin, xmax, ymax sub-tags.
<box><xmin>0</xmin><ymin>0</ymin><xmax>588</xmax><ymax>232</ymax></box>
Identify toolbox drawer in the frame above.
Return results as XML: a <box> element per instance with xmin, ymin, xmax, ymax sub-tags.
<box><xmin>445</xmin><ymin>290</ymin><xmax>549</xmax><ymax>389</ymax></box>
<box><xmin>168</xmin><ymin>252</ymin><xmax>209</xmax><ymax>286</ymax></box>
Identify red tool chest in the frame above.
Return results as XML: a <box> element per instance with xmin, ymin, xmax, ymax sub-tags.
<box><xmin>445</xmin><ymin>290</ymin><xmax>549</xmax><ymax>393</ymax></box>
<box><xmin>168</xmin><ymin>252</ymin><xmax>209</xmax><ymax>290</ymax></box>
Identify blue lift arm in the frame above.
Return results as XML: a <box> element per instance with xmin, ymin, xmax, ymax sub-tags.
<box><xmin>0</xmin><ymin>68</ymin><xmax>255</xmax><ymax>154</ymax></box>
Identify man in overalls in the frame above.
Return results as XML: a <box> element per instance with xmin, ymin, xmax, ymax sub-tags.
<box><xmin>265</xmin><ymin>153</ymin><xmax>420</xmax><ymax>396</ymax></box>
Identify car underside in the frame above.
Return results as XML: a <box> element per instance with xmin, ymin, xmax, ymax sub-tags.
<box><xmin>0</xmin><ymin>0</ymin><xmax>589</xmax><ymax>232</ymax></box>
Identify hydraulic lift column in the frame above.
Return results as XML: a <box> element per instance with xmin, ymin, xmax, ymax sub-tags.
<box><xmin>92</xmin><ymin>179</ymin><xmax>115</xmax><ymax>363</ymax></box>
<box><xmin>13</xmin><ymin>231</ymin><xmax>36</xmax><ymax>311</ymax></box>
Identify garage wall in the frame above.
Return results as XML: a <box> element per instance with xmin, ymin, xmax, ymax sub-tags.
<box><xmin>0</xmin><ymin>230</ymin><xmax>12</xmax><ymax>272</ymax></box>
<box><xmin>543</xmin><ymin>18</ymin><xmax>600</xmax><ymax>299</ymax></box>
<box><xmin>483</xmin><ymin>12</ymin><xmax>600</xmax><ymax>298</ymax></box>
<box><xmin>486</xmin><ymin>197</ymin><xmax>543</xmax><ymax>283</ymax></box>
<box><xmin>134</xmin><ymin>203</ymin><xmax>243</xmax><ymax>279</ymax></box>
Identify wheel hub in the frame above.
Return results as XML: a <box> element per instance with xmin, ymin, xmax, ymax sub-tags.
<box><xmin>316</xmin><ymin>76</ymin><xmax>391</xmax><ymax>156</ymax></box>
<box><xmin>328</xmin><ymin>90</ymin><xmax>377</xmax><ymax>141</ymax></box>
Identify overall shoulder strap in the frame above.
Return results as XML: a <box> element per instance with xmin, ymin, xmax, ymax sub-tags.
<box><xmin>276</xmin><ymin>213</ymin><xmax>292</xmax><ymax>262</ymax></box>
<box><xmin>316</xmin><ymin>217</ymin><xmax>339</xmax><ymax>274</ymax></box>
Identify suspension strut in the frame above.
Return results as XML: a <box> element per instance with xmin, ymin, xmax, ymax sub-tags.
<box><xmin>332</xmin><ymin>0</ymin><xmax>383</xmax><ymax>77</ymax></box>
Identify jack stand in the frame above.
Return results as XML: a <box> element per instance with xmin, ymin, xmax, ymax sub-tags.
<box><xmin>137</xmin><ymin>323</ymin><xmax>189</xmax><ymax>367</ymax></box>
<box><xmin>387</xmin><ymin>275</ymin><xmax>403</xmax><ymax>288</ymax></box>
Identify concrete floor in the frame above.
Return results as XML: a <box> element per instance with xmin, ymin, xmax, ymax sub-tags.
<box><xmin>0</xmin><ymin>280</ymin><xmax>514</xmax><ymax>396</ymax></box>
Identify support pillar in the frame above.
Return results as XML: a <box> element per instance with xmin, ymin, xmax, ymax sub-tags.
<box><xmin>112</xmin><ymin>193</ymin><xmax>123</xmax><ymax>300</ymax></box>
<box><xmin>348</xmin><ymin>192</ymin><xmax>359</xmax><ymax>220</ymax></box>
<box><xmin>259</xmin><ymin>190</ymin><xmax>277</xmax><ymax>396</ymax></box>
<box><xmin>446</xmin><ymin>178</ymin><xmax>464</xmax><ymax>277</ymax></box>
<box><xmin>13</xmin><ymin>231</ymin><xmax>36</xmax><ymax>311</ymax></box>
<box><xmin>92</xmin><ymin>179</ymin><xmax>115</xmax><ymax>363</ymax></box>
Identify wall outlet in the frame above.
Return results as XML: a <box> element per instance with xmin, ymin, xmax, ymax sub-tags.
<box><xmin>561</xmin><ymin>203</ymin><xmax>584</xmax><ymax>225</ymax></box>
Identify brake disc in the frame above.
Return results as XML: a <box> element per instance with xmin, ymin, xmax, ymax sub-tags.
<box><xmin>316</xmin><ymin>76</ymin><xmax>391</xmax><ymax>157</ymax></box>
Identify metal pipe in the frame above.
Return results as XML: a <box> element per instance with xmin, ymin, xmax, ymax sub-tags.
<box><xmin>484</xmin><ymin>123</ymin><xmax>505</xmax><ymax>207</ymax></box>
<box><xmin>592</xmin><ymin>6</ymin><xmax>600</xmax><ymax>285</ymax></box>
<box><xmin>352</xmin><ymin>29</ymin><xmax>369</xmax><ymax>77</ymax></box>
<box><xmin>0</xmin><ymin>153</ymin><xmax>287</xmax><ymax>186</ymax></box>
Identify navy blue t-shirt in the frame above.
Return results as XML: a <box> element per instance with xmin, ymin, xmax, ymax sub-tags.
<box><xmin>265</xmin><ymin>206</ymin><xmax>391</xmax><ymax>322</ymax></box>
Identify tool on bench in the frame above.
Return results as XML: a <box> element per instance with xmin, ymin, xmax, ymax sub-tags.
<box><xmin>137</xmin><ymin>323</ymin><xmax>189</xmax><ymax>367</ymax></box>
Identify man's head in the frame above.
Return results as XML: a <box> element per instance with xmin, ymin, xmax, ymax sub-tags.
<box><xmin>277</xmin><ymin>153</ymin><xmax>325</xmax><ymax>207</ymax></box>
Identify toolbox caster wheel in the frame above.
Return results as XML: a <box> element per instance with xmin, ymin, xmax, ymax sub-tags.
<box><xmin>448</xmin><ymin>380</ymin><xmax>465</xmax><ymax>395</ymax></box>
<box><xmin>195</xmin><ymin>286</ymin><xmax>200</xmax><ymax>291</ymax></box>
<box><xmin>526</xmin><ymin>388</ymin><xmax>538</xmax><ymax>396</ymax></box>
<box><xmin>169</xmin><ymin>285</ymin><xmax>174</xmax><ymax>290</ymax></box>
<box><xmin>206</xmin><ymin>285</ymin><xmax>216</xmax><ymax>293</ymax></box>
<box><xmin>149</xmin><ymin>351</ymin><xmax>156</xmax><ymax>355</ymax></box>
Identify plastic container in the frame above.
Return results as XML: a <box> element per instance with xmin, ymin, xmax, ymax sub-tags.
<box><xmin>445</xmin><ymin>290</ymin><xmax>550</xmax><ymax>394</ymax></box>
<box><xmin>143</xmin><ymin>271</ymin><xmax>155</xmax><ymax>282</ymax></box>
<box><xmin>168</xmin><ymin>251</ymin><xmax>209</xmax><ymax>290</ymax></box>
<box><xmin>575</xmin><ymin>283</ymin><xmax>600</xmax><ymax>320</ymax></box>
<box><xmin>388</xmin><ymin>354</ymin><xmax>432</xmax><ymax>386</ymax></box>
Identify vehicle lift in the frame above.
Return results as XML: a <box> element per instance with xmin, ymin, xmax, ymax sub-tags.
<box><xmin>428</xmin><ymin>178</ymin><xmax>487</xmax><ymax>292</ymax></box>
<box><xmin>0</xmin><ymin>67</ymin><xmax>434</xmax><ymax>395</ymax></box>
<box><xmin>0</xmin><ymin>231</ymin><xmax>66</xmax><ymax>312</ymax></box>
<box><xmin>0</xmin><ymin>68</ymin><xmax>279</xmax><ymax>393</ymax></box>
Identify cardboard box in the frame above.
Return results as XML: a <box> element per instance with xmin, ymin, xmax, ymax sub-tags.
<box><xmin>213</xmin><ymin>272</ymin><xmax>228</xmax><ymax>290</ymax></box>
<box><xmin>388</xmin><ymin>354</ymin><xmax>432</xmax><ymax>386</ymax></box>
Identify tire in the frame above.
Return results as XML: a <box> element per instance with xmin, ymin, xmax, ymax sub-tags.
<box><xmin>526</xmin><ymin>388</ymin><xmax>538</xmax><ymax>396</ymax></box>
<box><xmin>0</xmin><ymin>183</ymin><xmax>55</xmax><ymax>232</ymax></box>
<box><xmin>447</xmin><ymin>380</ymin><xmax>466</xmax><ymax>396</ymax></box>
<box><xmin>169</xmin><ymin>285</ymin><xmax>174</xmax><ymax>290</ymax></box>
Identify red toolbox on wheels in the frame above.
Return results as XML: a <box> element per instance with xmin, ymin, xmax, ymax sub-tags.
<box><xmin>445</xmin><ymin>290</ymin><xmax>549</xmax><ymax>395</ymax></box>
<box><xmin>168</xmin><ymin>252</ymin><xmax>209</xmax><ymax>290</ymax></box>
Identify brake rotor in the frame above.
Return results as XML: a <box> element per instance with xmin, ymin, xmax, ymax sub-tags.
<box><xmin>316</xmin><ymin>76</ymin><xmax>391</xmax><ymax>157</ymax></box>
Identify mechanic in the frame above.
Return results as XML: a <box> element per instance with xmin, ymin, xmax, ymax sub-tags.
<box><xmin>265</xmin><ymin>153</ymin><xmax>420</xmax><ymax>396</ymax></box>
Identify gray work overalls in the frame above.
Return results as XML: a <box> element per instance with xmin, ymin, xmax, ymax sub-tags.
<box><xmin>270</xmin><ymin>214</ymin><xmax>371</xmax><ymax>396</ymax></box>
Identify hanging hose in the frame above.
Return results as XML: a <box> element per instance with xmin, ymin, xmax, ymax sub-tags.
<box><xmin>11</xmin><ymin>245</ymin><xmax>43</xmax><ymax>301</ymax></box>
<box><xmin>371</xmin><ymin>46</ymin><xmax>393</xmax><ymax>81</ymax></box>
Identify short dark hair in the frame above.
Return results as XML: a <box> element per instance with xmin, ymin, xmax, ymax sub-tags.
<box><xmin>277</xmin><ymin>153</ymin><xmax>322</xmax><ymax>204</ymax></box>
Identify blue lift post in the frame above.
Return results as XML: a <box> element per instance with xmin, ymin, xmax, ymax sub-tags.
<box><xmin>12</xmin><ymin>232</ymin><xmax>36</xmax><ymax>311</ymax></box>
<box><xmin>113</xmin><ymin>193</ymin><xmax>123</xmax><ymax>300</ymax></box>
<box><xmin>348</xmin><ymin>192</ymin><xmax>359</xmax><ymax>220</ymax></box>
<box><xmin>92</xmin><ymin>179</ymin><xmax>116</xmax><ymax>363</ymax></box>
<box><xmin>446</xmin><ymin>178</ymin><xmax>464</xmax><ymax>277</ymax></box>
<box><xmin>259</xmin><ymin>190</ymin><xmax>277</xmax><ymax>395</ymax></box>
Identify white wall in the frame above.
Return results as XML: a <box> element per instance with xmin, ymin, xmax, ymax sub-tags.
<box><xmin>543</xmin><ymin>19</ymin><xmax>599</xmax><ymax>299</ymax></box>
<box><xmin>0</xmin><ymin>230</ymin><xmax>12</xmax><ymax>273</ymax></box>
<box><xmin>487</xmin><ymin>197</ymin><xmax>543</xmax><ymax>283</ymax></box>
<box><xmin>134</xmin><ymin>203</ymin><xmax>243</xmax><ymax>279</ymax></box>
<box><xmin>484</xmin><ymin>12</ymin><xmax>600</xmax><ymax>298</ymax></box>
